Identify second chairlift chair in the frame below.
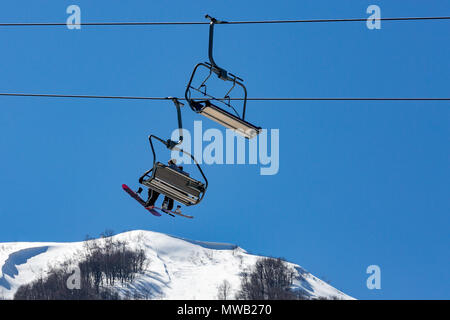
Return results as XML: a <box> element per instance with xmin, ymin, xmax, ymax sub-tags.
<box><xmin>185</xmin><ymin>15</ymin><xmax>262</xmax><ymax>139</ymax></box>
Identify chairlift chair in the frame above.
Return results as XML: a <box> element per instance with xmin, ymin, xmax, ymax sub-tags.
<box><xmin>139</xmin><ymin>99</ymin><xmax>208</xmax><ymax>207</ymax></box>
<box><xmin>185</xmin><ymin>15</ymin><xmax>262</xmax><ymax>139</ymax></box>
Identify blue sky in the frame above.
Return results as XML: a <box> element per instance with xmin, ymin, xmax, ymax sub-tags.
<box><xmin>0</xmin><ymin>1</ymin><xmax>449</xmax><ymax>299</ymax></box>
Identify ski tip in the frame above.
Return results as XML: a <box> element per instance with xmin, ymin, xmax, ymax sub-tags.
<box><xmin>148</xmin><ymin>208</ymin><xmax>162</xmax><ymax>217</ymax></box>
<box><xmin>122</xmin><ymin>184</ymin><xmax>129</xmax><ymax>190</ymax></box>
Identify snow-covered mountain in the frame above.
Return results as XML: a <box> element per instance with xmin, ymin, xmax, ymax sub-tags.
<box><xmin>0</xmin><ymin>230</ymin><xmax>353</xmax><ymax>300</ymax></box>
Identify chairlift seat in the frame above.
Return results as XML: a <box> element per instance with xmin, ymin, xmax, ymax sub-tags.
<box><xmin>193</xmin><ymin>100</ymin><xmax>261</xmax><ymax>139</ymax></box>
<box><xmin>141</xmin><ymin>162</ymin><xmax>206</xmax><ymax>206</ymax></box>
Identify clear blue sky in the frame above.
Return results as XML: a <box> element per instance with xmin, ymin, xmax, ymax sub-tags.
<box><xmin>0</xmin><ymin>1</ymin><xmax>449</xmax><ymax>300</ymax></box>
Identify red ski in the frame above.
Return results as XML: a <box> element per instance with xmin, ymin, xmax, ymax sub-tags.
<box><xmin>122</xmin><ymin>184</ymin><xmax>161</xmax><ymax>217</ymax></box>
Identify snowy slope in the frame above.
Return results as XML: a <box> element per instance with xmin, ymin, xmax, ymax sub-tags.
<box><xmin>0</xmin><ymin>230</ymin><xmax>353</xmax><ymax>300</ymax></box>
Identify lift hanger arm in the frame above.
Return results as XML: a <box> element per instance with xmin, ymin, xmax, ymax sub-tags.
<box><xmin>166</xmin><ymin>97</ymin><xmax>184</xmax><ymax>149</ymax></box>
<box><xmin>205</xmin><ymin>15</ymin><xmax>230</xmax><ymax>81</ymax></box>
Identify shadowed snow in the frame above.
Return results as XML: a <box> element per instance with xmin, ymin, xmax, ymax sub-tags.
<box><xmin>0</xmin><ymin>246</ymin><xmax>49</xmax><ymax>290</ymax></box>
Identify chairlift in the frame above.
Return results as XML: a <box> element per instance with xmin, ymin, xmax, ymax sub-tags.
<box><xmin>185</xmin><ymin>15</ymin><xmax>262</xmax><ymax>139</ymax></box>
<box><xmin>138</xmin><ymin>98</ymin><xmax>208</xmax><ymax>206</ymax></box>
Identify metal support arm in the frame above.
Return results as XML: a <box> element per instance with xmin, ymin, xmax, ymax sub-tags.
<box><xmin>166</xmin><ymin>97</ymin><xmax>184</xmax><ymax>149</ymax></box>
<box><xmin>205</xmin><ymin>14</ymin><xmax>230</xmax><ymax>81</ymax></box>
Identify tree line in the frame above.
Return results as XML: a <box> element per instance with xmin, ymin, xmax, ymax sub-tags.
<box><xmin>14</xmin><ymin>231</ymin><xmax>147</xmax><ymax>300</ymax></box>
<box><xmin>218</xmin><ymin>257</ymin><xmax>341</xmax><ymax>300</ymax></box>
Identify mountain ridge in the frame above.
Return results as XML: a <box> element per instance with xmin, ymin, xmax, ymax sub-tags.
<box><xmin>0</xmin><ymin>230</ymin><xmax>354</xmax><ymax>300</ymax></box>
